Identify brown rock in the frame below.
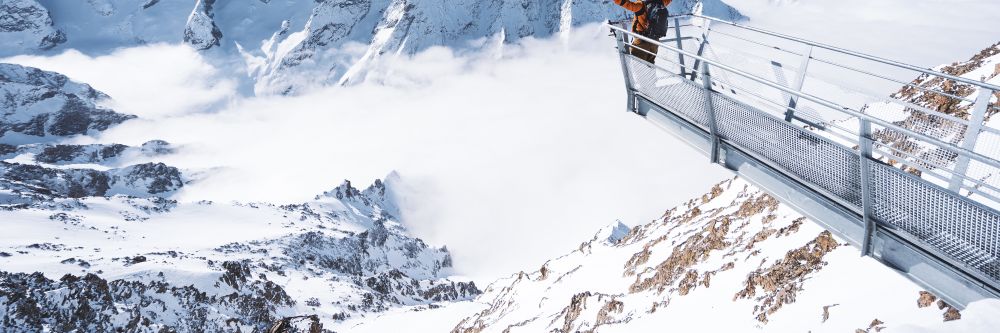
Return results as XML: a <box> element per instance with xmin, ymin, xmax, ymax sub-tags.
<box><xmin>936</xmin><ymin>299</ymin><xmax>962</xmax><ymax>322</ymax></box>
<box><xmin>943</xmin><ymin>307</ymin><xmax>962</xmax><ymax>322</ymax></box>
<box><xmin>734</xmin><ymin>231</ymin><xmax>841</xmax><ymax>322</ymax></box>
<box><xmin>821</xmin><ymin>304</ymin><xmax>839</xmax><ymax>323</ymax></box>
<box><xmin>596</xmin><ymin>298</ymin><xmax>625</xmax><ymax>325</ymax></box>
<box><xmin>677</xmin><ymin>270</ymin><xmax>699</xmax><ymax>295</ymax></box>
<box><xmin>917</xmin><ymin>291</ymin><xmax>937</xmax><ymax>308</ymax></box>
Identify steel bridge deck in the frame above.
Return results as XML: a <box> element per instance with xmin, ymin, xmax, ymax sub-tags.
<box><xmin>610</xmin><ymin>15</ymin><xmax>1000</xmax><ymax>308</ymax></box>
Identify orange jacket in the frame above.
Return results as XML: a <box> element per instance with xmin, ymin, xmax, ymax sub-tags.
<box><xmin>615</xmin><ymin>0</ymin><xmax>672</xmax><ymax>34</ymax></box>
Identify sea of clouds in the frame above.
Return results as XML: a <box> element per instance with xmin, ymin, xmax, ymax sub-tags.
<box><xmin>4</xmin><ymin>24</ymin><xmax>729</xmax><ymax>280</ymax></box>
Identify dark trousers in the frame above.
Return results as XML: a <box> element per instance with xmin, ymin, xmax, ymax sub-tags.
<box><xmin>630</xmin><ymin>39</ymin><xmax>659</xmax><ymax>64</ymax></box>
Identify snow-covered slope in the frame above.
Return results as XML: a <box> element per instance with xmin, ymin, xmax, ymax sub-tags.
<box><xmin>3</xmin><ymin>0</ymin><xmax>745</xmax><ymax>95</ymax></box>
<box><xmin>451</xmin><ymin>177</ymin><xmax>999</xmax><ymax>332</ymax></box>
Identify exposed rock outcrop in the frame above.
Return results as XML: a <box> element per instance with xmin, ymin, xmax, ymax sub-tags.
<box><xmin>184</xmin><ymin>0</ymin><xmax>223</xmax><ymax>50</ymax></box>
<box><xmin>0</xmin><ymin>0</ymin><xmax>65</xmax><ymax>54</ymax></box>
<box><xmin>0</xmin><ymin>63</ymin><xmax>134</xmax><ymax>144</ymax></box>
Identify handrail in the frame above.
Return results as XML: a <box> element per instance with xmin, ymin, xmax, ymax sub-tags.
<box><xmin>687</xmin><ymin>14</ymin><xmax>1000</xmax><ymax>92</ymax></box>
<box><xmin>698</xmin><ymin>26</ymin><xmax>980</xmax><ymax>105</ymax></box>
<box><xmin>607</xmin><ymin>23</ymin><xmax>1000</xmax><ymax>171</ymax></box>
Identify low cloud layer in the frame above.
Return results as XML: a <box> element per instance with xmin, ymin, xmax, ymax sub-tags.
<box><xmin>4</xmin><ymin>45</ymin><xmax>236</xmax><ymax>121</ymax></box>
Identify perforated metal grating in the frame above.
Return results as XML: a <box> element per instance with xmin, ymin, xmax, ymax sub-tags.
<box><xmin>871</xmin><ymin>162</ymin><xmax>1000</xmax><ymax>280</ymax></box>
<box><xmin>621</xmin><ymin>53</ymin><xmax>1000</xmax><ymax>284</ymax></box>
<box><xmin>626</xmin><ymin>56</ymin><xmax>711</xmax><ymax>128</ymax></box>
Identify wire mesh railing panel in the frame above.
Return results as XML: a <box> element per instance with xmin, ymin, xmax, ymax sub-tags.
<box><xmin>626</xmin><ymin>55</ymin><xmax>712</xmax><ymax>128</ymax></box>
<box><xmin>709</xmin><ymin>90</ymin><xmax>864</xmax><ymax>206</ymax></box>
<box><xmin>870</xmin><ymin>162</ymin><xmax>1000</xmax><ymax>281</ymax></box>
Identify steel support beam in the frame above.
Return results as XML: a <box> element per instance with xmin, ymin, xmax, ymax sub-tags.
<box><xmin>690</xmin><ymin>20</ymin><xmax>712</xmax><ymax>82</ymax></box>
<box><xmin>673</xmin><ymin>17</ymin><xmax>687</xmax><ymax>78</ymax></box>
<box><xmin>701</xmin><ymin>61</ymin><xmax>721</xmax><ymax>163</ymax></box>
<box><xmin>785</xmin><ymin>46</ymin><xmax>813</xmax><ymax>122</ymax></box>
<box><xmin>859</xmin><ymin>119</ymin><xmax>877</xmax><ymax>256</ymax></box>
<box><xmin>612</xmin><ymin>28</ymin><xmax>637</xmax><ymax>113</ymax></box>
<box><xmin>950</xmin><ymin>87</ymin><xmax>993</xmax><ymax>192</ymax></box>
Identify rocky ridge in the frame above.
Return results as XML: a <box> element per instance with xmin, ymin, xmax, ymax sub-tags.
<box><xmin>1</xmin><ymin>63</ymin><xmax>183</xmax><ymax>200</ymax></box>
<box><xmin>450</xmin><ymin>178</ymin><xmax>967</xmax><ymax>332</ymax></box>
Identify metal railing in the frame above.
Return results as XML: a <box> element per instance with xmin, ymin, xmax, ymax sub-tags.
<box><xmin>609</xmin><ymin>15</ymin><xmax>1000</xmax><ymax>305</ymax></box>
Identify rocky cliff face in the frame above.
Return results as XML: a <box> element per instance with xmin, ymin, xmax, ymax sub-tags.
<box><xmin>0</xmin><ymin>63</ymin><xmax>134</xmax><ymax>144</ymax></box>
<box><xmin>0</xmin><ymin>0</ymin><xmax>65</xmax><ymax>52</ymax></box>
<box><xmin>3</xmin><ymin>0</ymin><xmax>745</xmax><ymax>94</ymax></box>
<box><xmin>184</xmin><ymin>0</ymin><xmax>222</xmax><ymax>50</ymax></box>
<box><xmin>247</xmin><ymin>0</ymin><xmax>746</xmax><ymax>94</ymax></box>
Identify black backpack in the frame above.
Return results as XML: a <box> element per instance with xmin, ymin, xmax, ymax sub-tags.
<box><xmin>639</xmin><ymin>0</ymin><xmax>670</xmax><ymax>39</ymax></box>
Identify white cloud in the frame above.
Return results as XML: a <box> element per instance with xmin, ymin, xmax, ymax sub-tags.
<box><xmin>3</xmin><ymin>44</ymin><xmax>237</xmax><ymax>121</ymax></box>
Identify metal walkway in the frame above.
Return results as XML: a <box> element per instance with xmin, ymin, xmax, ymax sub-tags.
<box><xmin>609</xmin><ymin>15</ymin><xmax>1000</xmax><ymax>308</ymax></box>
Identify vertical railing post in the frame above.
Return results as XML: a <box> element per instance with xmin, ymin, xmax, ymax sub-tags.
<box><xmin>613</xmin><ymin>26</ymin><xmax>638</xmax><ymax>113</ymax></box>
<box><xmin>674</xmin><ymin>17</ymin><xmax>687</xmax><ymax>79</ymax></box>
<box><xmin>701</xmin><ymin>60</ymin><xmax>721</xmax><ymax>164</ymax></box>
<box><xmin>690</xmin><ymin>19</ymin><xmax>713</xmax><ymax>82</ymax></box>
<box><xmin>784</xmin><ymin>46</ymin><xmax>813</xmax><ymax>122</ymax></box>
<box><xmin>859</xmin><ymin>118</ymin><xmax>877</xmax><ymax>256</ymax></box>
<box><xmin>949</xmin><ymin>87</ymin><xmax>993</xmax><ymax>192</ymax></box>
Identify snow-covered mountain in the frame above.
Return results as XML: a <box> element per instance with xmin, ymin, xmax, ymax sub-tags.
<box><xmin>0</xmin><ymin>175</ymin><xmax>479</xmax><ymax>332</ymax></box>
<box><xmin>1</xmin><ymin>0</ymin><xmax>745</xmax><ymax>95</ymax></box>
<box><xmin>0</xmin><ymin>61</ymin><xmax>480</xmax><ymax>331</ymax></box>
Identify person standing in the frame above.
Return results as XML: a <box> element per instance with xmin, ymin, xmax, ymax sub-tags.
<box><xmin>614</xmin><ymin>0</ymin><xmax>672</xmax><ymax>64</ymax></box>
